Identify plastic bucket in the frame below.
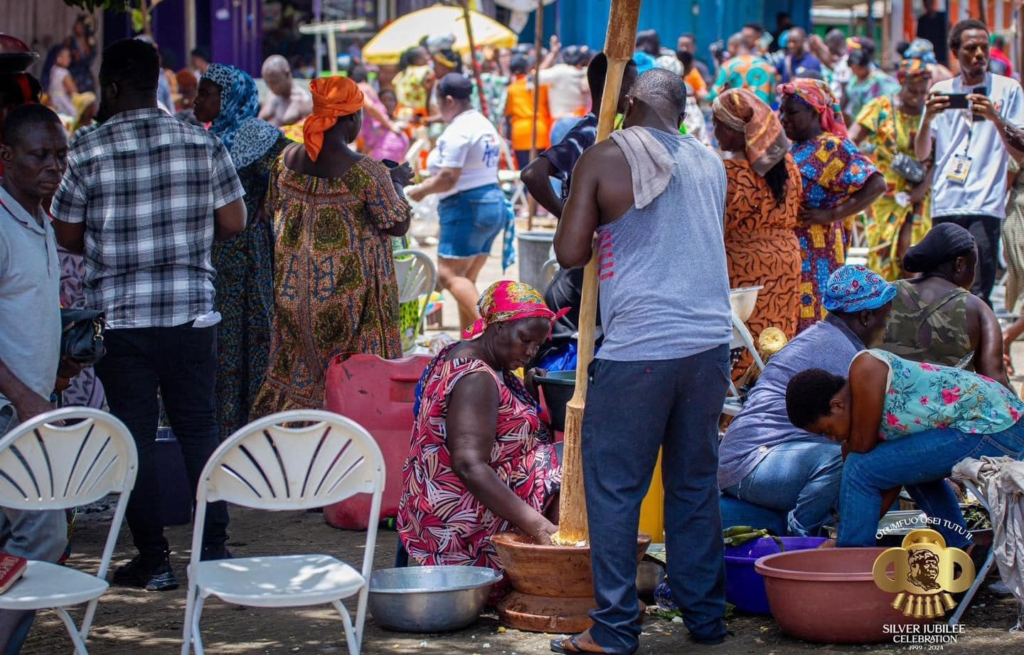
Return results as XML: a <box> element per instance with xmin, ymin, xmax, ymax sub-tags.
<box><xmin>725</xmin><ymin>536</ymin><xmax>826</xmax><ymax>614</ymax></box>
<box><xmin>517</xmin><ymin>231</ymin><xmax>555</xmax><ymax>291</ymax></box>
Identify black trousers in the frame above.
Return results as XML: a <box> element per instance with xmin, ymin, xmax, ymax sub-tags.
<box><xmin>933</xmin><ymin>214</ymin><xmax>1002</xmax><ymax>306</ymax></box>
<box><xmin>95</xmin><ymin>322</ymin><xmax>229</xmax><ymax>557</ymax></box>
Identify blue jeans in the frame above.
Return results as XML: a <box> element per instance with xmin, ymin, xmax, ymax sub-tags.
<box><xmin>723</xmin><ymin>440</ymin><xmax>842</xmax><ymax>537</ymax></box>
<box><xmin>582</xmin><ymin>345</ymin><xmax>730</xmax><ymax>652</ymax></box>
<box><xmin>838</xmin><ymin>421</ymin><xmax>1024</xmax><ymax>547</ymax></box>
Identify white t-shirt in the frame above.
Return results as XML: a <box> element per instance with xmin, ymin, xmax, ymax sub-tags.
<box><xmin>539</xmin><ymin>64</ymin><xmax>589</xmax><ymax>118</ymax></box>
<box><xmin>426</xmin><ymin>109</ymin><xmax>501</xmax><ymax>199</ymax></box>
<box><xmin>927</xmin><ymin>72</ymin><xmax>1024</xmax><ymax>219</ymax></box>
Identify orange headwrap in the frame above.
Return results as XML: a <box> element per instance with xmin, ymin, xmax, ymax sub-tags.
<box><xmin>302</xmin><ymin>76</ymin><xmax>364</xmax><ymax>161</ymax></box>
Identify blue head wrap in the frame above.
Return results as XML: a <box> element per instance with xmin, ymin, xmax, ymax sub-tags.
<box><xmin>202</xmin><ymin>63</ymin><xmax>260</xmax><ymax>151</ymax></box>
<box><xmin>822</xmin><ymin>265</ymin><xmax>897</xmax><ymax>313</ymax></box>
<box><xmin>903</xmin><ymin>39</ymin><xmax>938</xmax><ymax>66</ymax></box>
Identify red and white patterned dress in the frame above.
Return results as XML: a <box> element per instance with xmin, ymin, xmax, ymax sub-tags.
<box><xmin>397</xmin><ymin>346</ymin><xmax>560</xmax><ymax>573</ymax></box>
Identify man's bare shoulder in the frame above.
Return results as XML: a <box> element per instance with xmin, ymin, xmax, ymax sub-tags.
<box><xmin>576</xmin><ymin>138</ymin><xmax>627</xmax><ymax>171</ymax></box>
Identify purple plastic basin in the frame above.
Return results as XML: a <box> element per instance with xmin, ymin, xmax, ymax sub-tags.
<box><xmin>724</xmin><ymin>536</ymin><xmax>826</xmax><ymax>614</ymax></box>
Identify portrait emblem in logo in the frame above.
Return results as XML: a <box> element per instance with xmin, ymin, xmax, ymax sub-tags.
<box><xmin>873</xmin><ymin>529</ymin><xmax>975</xmax><ymax>618</ymax></box>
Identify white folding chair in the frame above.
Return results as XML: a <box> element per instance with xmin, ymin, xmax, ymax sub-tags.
<box><xmin>393</xmin><ymin>248</ymin><xmax>437</xmax><ymax>352</ymax></box>
<box><xmin>541</xmin><ymin>257</ymin><xmax>560</xmax><ymax>288</ymax></box>
<box><xmin>181</xmin><ymin>410</ymin><xmax>385</xmax><ymax>655</ymax></box>
<box><xmin>0</xmin><ymin>408</ymin><xmax>138</xmax><ymax>655</ymax></box>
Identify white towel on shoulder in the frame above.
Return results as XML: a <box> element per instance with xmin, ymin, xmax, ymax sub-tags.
<box><xmin>608</xmin><ymin>126</ymin><xmax>676</xmax><ymax>209</ymax></box>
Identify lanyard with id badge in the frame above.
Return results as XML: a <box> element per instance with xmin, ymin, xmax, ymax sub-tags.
<box><xmin>945</xmin><ymin>81</ymin><xmax>987</xmax><ymax>184</ymax></box>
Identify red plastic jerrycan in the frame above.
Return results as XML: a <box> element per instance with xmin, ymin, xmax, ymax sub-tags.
<box><xmin>323</xmin><ymin>352</ymin><xmax>432</xmax><ymax>529</ymax></box>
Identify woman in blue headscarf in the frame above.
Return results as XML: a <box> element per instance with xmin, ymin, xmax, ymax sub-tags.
<box><xmin>194</xmin><ymin>63</ymin><xmax>292</xmax><ymax>440</ymax></box>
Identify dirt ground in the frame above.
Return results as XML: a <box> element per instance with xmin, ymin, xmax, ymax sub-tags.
<box><xmin>19</xmin><ymin>505</ymin><xmax>1024</xmax><ymax>654</ymax></box>
<box><xmin>19</xmin><ymin>234</ymin><xmax>1024</xmax><ymax>653</ymax></box>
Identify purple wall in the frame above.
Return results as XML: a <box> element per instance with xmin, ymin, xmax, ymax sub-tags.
<box><xmin>209</xmin><ymin>0</ymin><xmax>262</xmax><ymax>76</ymax></box>
<box><xmin>104</xmin><ymin>0</ymin><xmax>261</xmax><ymax>76</ymax></box>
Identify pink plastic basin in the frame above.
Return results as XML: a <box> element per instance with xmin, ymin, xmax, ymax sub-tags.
<box><xmin>755</xmin><ymin>547</ymin><xmax>929</xmax><ymax>643</ymax></box>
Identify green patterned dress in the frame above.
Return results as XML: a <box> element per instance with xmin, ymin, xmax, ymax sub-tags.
<box><xmin>252</xmin><ymin>155</ymin><xmax>407</xmax><ymax>416</ymax></box>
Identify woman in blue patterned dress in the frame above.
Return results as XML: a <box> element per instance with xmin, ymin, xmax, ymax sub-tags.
<box><xmin>194</xmin><ymin>63</ymin><xmax>291</xmax><ymax>439</ymax></box>
<box><xmin>786</xmin><ymin>348</ymin><xmax>1024</xmax><ymax>548</ymax></box>
<box><xmin>778</xmin><ymin>79</ymin><xmax>887</xmax><ymax>333</ymax></box>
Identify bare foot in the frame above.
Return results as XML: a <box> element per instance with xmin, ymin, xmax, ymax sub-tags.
<box><xmin>817</xmin><ymin>539</ymin><xmax>837</xmax><ymax>549</ymax></box>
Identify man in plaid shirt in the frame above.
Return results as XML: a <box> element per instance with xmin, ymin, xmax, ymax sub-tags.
<box><xmin>52</xmin><ymin>39</ymin><xmax>246</xmax><ymax>591</ymax></box>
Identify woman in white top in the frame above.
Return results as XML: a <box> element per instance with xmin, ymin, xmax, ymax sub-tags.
<box><xmin>46</xmin><ymin>46</ymin><xmax>77</xmax><ymax>117</ymax></box>
<box><xmin>406</xmin><ymin>74</ymin><xmax>505</xmax><ymax>332</ymax></box>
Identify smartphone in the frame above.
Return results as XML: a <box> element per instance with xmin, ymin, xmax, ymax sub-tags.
<box><xmin>971</xmin><ymin>86</ymin><xmax>989</xmax><ymax>121</ymax></box>
<box><xmin>943</xmin><ymin>93</ymin><xmax>969</xmax><ymax>109</ymax></box>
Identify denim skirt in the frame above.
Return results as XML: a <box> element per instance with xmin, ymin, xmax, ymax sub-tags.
<box><xmin>437</xmin><ymin>183</ymin><xmax>506</xmax><ymax>259</ymax></box>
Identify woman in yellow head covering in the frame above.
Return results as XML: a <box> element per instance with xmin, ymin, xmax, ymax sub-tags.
<box><xmin>252</xmin><ymin>76</ymin><xmax>415</xmax><ymax>416</ymax></box>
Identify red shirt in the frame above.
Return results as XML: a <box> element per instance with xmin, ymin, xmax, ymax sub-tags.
<box><xmin>991</xmin><ymin>48</ymin><xmax>1014</xmax><ymax>79</ymax></box>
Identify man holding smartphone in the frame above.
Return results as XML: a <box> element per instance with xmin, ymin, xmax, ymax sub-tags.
<box><xmin>915</xmin><ymin>19</ymin><xmax>1024</xmax><ymax>305</ymax></box>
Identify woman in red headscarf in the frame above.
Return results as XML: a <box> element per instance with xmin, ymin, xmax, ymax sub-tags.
<box><xmin>778</xmin><ymin>79</ymin><xmax>886</xmax><ymax>332</ymax></box>
<box><xmin>397</xmin><ymin>281</ymin><xmax>564</xmax><ymax>584</ymax></box>
<box><xmin>252</xmin><ymin>76</ymin><xmax>413</xmax><ymax>416</ymax></box>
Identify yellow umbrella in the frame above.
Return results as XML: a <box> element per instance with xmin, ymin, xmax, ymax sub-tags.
<box><xmin>362</xmin><ymin>4</ymin><xmax>518</xmax><ymax>65</ymax></box>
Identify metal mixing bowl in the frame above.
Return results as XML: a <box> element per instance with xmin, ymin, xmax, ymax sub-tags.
<box><xmin>729</xmin><ymin>286</ymin><xmax>764</xmax><ymax>323</ymax></box>
<box><xmin>369</xmin><ymin>566</ymin><xmax>501</xmax><ymax>632</ymax></box>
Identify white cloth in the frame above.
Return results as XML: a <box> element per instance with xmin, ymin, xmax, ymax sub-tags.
<box><xmin>952</xmin><ymin>456</ymin><xmax>1024</xmax><ymax>608</ymax></box>
<box><xmin>926</xmin><ymin>73</ymin><xmax>1024</xmax><ymax>220</ymax></box>
<box><xmin>47</xmin><ymin>66</ymin><xmax>75</xmax><ymax>116</ymax></box>
<box><xmin>426</xmin><ymin>109</ymin><xmax>502</xmax><ymax>199</ymax></box>
<box><xmin>0</xmin><ymin>186</ymin><xmax>61</xmax><ymax>412</ymax></box>
<box><xmin>539</xmin><ymin>64</ymin><xmax>589</xmax><ymax>119</ymax></box>
<box><xmin>609</xmin><ymin>126</ymin><xmax>676</xmax><ymax>209</ymax></box>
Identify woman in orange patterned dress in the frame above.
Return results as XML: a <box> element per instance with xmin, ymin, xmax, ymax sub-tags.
<box><xmin>252</xmin><ymin>76</ymin><xmax>411</xmax><ymax>416</ymax></box>
<box><xmin>712</xmin><ymin>89</ymin><xmax>803</xmax><ymax>378</ymax></box>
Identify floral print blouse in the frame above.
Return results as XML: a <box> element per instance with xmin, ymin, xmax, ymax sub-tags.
<box><xmin>859</xmin><ymin>350</ymin><xmax>1024</xmax><ymax>440</ymax></box>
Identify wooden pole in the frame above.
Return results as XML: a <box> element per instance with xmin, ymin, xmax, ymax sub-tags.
<box><xmin>459</xmin><ymin>0</ymin><xmax>490</xmax><ymax>119</ymax></box>
<box><xmin>527</xmin><ymin>0</ymin><xmax>545</xmax><ymax>230</ymax></box>
<box><xmin>553</xmin><ymin>0</ymin><xmax>642</xmax><ymax>547</ymax></box>
<box><xmin>1019</xmin><ymin>3</ymin><xmax>1024</xmax><ymax>80</ymax></box>
<box><xmin>882</xmin><ymin>0</ymin><xmax>891</xmax><ymax>70</ymax></box>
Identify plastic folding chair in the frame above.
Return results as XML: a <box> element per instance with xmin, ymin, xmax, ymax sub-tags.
<box><xmin>0</xmin><ymin>408</ymin><xmax>138</xmax><ymax>655</ymax></box>
<box><xmin>541</xmin><ymin>257</ymin><xmax>560</xmax><ymax>288</ymax></box>
<box><xmin>948</xmin><ymin>480</ymin><xmax>997</xmax><ymax>627</ymax></box>
<box><xmin>181</xmin><ymin>410</ymin><xmax>385</xmax><ymax>655</ymax></box>
<box><xmin>393</xmin><ymin>248</ymin><xmax>437</xmax><ymax>352</ymax></box>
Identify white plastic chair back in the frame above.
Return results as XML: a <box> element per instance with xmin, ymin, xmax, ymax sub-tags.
<box><xmin>393</xmin><ymin>249</ymin><xmax>437</xmax><ymax>305</ymax></box>
<box><xmin>0</xmin><ymin>407</ymin><xmax>137</xmax><ymax>645</ymax></box>
<box><xmin>542</xmin><ymin>257</ymin><xmax>560</xmax><ymax>288</ymax></box>
<box><xmin>195</xmin><ymin>410</ymin><xmax>385</xmax><ymax>513</ymax></box>
<box><xmin>186</xmin><ymin>410</ymin><xmax>385</xmax><ymax>654</ymax></box>
<box><xmin>0</xmin><ymin>407</ymin><xmax>137</xmax><ymax>511</ymax></box>
<box><xmin>393</xmin><ymin>249</ymin><xmax>437</xmax><ymax>351</ymax></box>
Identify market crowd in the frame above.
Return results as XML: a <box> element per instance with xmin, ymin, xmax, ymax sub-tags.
<box><xmin>3</xmin><ymin>11</ymin><xmax>1024</xmax><ymax>655</ymax></box>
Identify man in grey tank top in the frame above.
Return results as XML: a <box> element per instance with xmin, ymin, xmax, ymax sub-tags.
<box><xmin>553</xmin><ymin>69</ymin><xmax>732</xmax><ymax>653</ymax></box>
